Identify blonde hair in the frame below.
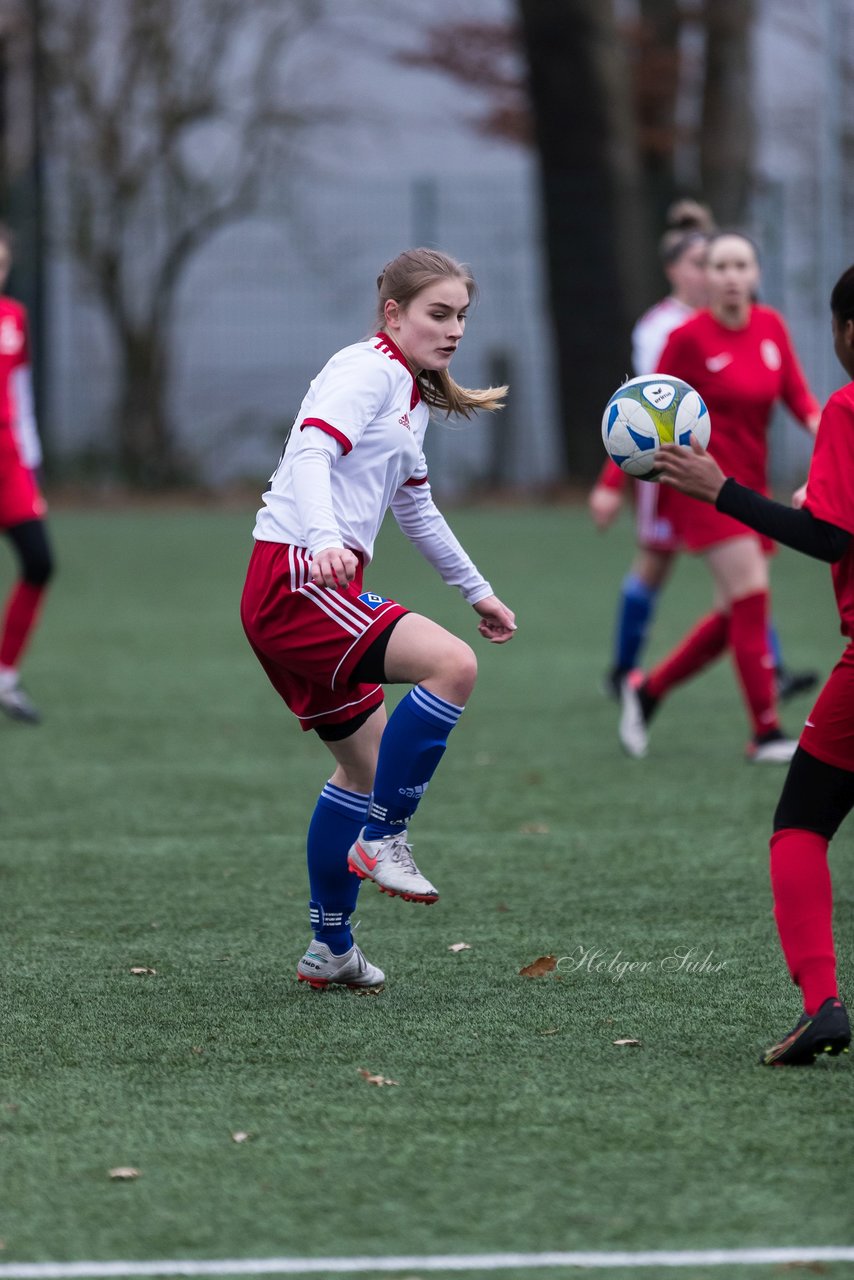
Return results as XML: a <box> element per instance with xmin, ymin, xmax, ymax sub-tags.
<box><xmin>376</xmin><ymin>248</ymin><xmax>507</xmax><ymax>418</ymax></box>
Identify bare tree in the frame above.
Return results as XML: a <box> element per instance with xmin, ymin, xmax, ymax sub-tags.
<box><xmin>39</xmin><ymin>0</ymin><xmax>323</xmax><ymax>485</ymax></box>
<box><xmin>518</xmin><ymin>0</ymin><xmax>655</xmax><ymax>481</ymax></box>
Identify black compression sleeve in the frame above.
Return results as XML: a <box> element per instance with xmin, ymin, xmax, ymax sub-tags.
<box><xmin>715</xmin><ymin>479</ymin><xmax>851</xmax><ymax>563</ymax></box>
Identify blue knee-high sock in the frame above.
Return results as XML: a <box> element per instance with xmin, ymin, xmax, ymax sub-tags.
<box><xmin>363</xmin><ymin>686</ymin><xmax>464</xmax><ymax>839</ymax></box>
<box><xmin>767</xmin><ymin>622</ymin><xmax>783</xmax><ymax>671</ymax></box>
<box><xmin>614</xmin><ymin>572</ymin><xmax>658</xmax><ymax>673</ymax></box>
<box><xmin>307</xmin><ymin>782</ymin><xmax>370</xmax><ymax>955</ymax></box>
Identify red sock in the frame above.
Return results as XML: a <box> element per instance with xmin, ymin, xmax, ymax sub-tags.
<box><xmin>770</xmin><ymin>828</ymin><xmax>837</xmax><ymax>1015</ymax></box>
<box><xmin>646</xmin><ymin>611</ymin><xmax>729</xmax><ymax>701</ymax></box>
<box><xmin>729</xmin><ymin>591</ymin><xmax>778</xmax><ymax>738</ymax></box>
<box><xmin>0</xmin><ymin>581</ymin><xmax>47</xmax><ymax>668</ymax></box>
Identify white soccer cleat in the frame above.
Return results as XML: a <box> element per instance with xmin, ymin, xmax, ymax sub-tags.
<box><xmin>747</xmin><ymin>734</ymin><xmax>799</xmax><ymax>764</ymax></box>
<box><xmin>348</xmin><ymin>828</ymin><xmax>439</xmax><ymax>904</ymax></box>
<box><xmin>0</xmin><ymin>680</ymin><xmax>41</xmax><ymax>724</ymax></box>
<box><xmin>296</xmin><ymin>940</ymin><xmax>384</xmax><ymax>990</ymax></box>
<box><xmin>619</xmin><ymin>673</ymin><xmax>648</xmax><ymax>759</ymax></box>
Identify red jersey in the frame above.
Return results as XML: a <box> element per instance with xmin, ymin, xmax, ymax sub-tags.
<box><xmin>0</xmin><ymin>297</ymin><xmax>30</xmax><ymax>426</ymax></box>
<box><xmin>0</xmin><ymin>296</ymin><xmax>46</xmax><ymax>526</ymax></box>
<box><xmin>656</xmin><ymin>305</ymin><xmax>819</xmax><ymax>550</ymax></box>
<box><xmin>803</xmin><ymin>382</ymin><xmax>854</xmax><ymax>638</ymax></box>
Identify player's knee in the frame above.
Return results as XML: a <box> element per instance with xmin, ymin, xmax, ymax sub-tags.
<box><xmin>434</xmin><ymin>636</ymin><xmax>477</xmax><ymax>703</ymax></box>
<box><xmin>23</xmin><ymin>545</ymin><xmax>54</xmax><ymax>587</ymax></box>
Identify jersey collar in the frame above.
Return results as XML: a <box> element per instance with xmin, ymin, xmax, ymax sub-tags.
<box><xmin>375</xmin><ymin>331</ymin><xmax>422</xmax><ymax>409</ymax></box>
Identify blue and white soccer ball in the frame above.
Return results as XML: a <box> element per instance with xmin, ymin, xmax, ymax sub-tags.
<box><xmin>601</xmin><ymin>375</ymin><xmax>711</xmax><ymax>481</ymax></box>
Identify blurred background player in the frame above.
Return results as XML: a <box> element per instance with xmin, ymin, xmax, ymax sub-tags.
<box><xmin>655</xmin><ymin>262</ymin><xmax>854</xmax><ymax>1065</ymax></box>
<box><xmin>0</xmin><ymin>224</ymin><xmax>54</xmax><ymax>724</ymax></box>
<box><xmin>591</xmin><ymin>200</ymin><xmax>817</xmax><ymax>705</ymax></box>
<box><xmin>620</xmin><ymin>231</ymin><xmax>821</xmax><ymax>763</ymax></box>
<box><xmin>591</xmin><ymin>200</ymin><xmax>713</xmax><ymax>697</ymax></box>
<box><xmin>241</xmin><ymin>248</ymin><xmax>516</xmax><ymax>992</ymax></box>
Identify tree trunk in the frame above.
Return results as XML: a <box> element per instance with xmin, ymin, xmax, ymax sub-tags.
<box><xmin>637</xmin><ymin>0</ymin><xmax>683</xmax><ymax>225</ymax></box>
<box><xmin>700</xmin><ymin>0</ymin><xmax>755</xmax><ymax>224</ymax></box>
<box><xmin>117</xmin><ymin>328</ymin><xmax>185</xmax><ymax>487</ymax></box>
<box><xmin>517</xmin><ymin>0</ymin><xmax>656</xmax><ymax>483</ymax></box>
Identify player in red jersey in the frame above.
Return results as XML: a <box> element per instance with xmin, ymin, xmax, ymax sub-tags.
<box><xmin>0</xmin><ymin>225</ymin><xmax>54</xmax><ymax>724</ymax></box>
<box><xmin>241</xmin><ymin>249</ymin><xmax>516</xmax><ymax>991</ymax></box>
<box><xmin>654</xmin><ymin>262</ymin><xmax>854</xmax><ymax>1066</ymax></box>
<box><xmin>620</xmin><ymin>232</ymin><xmax>821</xmax><ymax>764</ymax></box>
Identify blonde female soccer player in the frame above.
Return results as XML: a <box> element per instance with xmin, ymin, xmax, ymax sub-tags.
<box><xmin>241</xmin><ymin>248</ymin><xmax>516</xmax><ymax>991</ymax></box>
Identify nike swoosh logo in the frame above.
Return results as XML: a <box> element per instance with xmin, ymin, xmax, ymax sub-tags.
<box><xmin>706</xmin><ymin>354</ymin><xmax>733</xmax><ymax>372</ymax></box>
<box><xmin>354</xmin><ymin>842</ymin><xmax>379</xmax><ymax>871</ymax></box>
<box><xmin>805</xmin><ymin>720</ymin><xmax>815</xmax><ymax>728</ymax></box>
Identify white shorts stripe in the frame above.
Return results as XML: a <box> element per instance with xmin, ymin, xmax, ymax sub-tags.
<box><xmin>301</xmin><ymin>585</ymin><xmax>364</xmax><ymax>638</ymax></box>
<box><xmin>310</xmin><ymin>584</ymin><xmax>379</xmax><ymax>631</ymax></box>
<box><xmin>297</xmin><ymin>686</ymin><xmax>383</xmax><ymax>722</ymax></box>
<box><xmin>288</xmin><ymin>545</ymin><xmax>310</xmax><ymax>592</ymax></box>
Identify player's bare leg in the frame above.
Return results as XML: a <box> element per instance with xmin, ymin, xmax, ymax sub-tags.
<box><xmin>346</xmin><ymin>613</ymin><xmax>477</xmax><ymax>904</ymax></box>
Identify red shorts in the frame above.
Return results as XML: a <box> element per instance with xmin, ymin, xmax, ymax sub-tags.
<box><xmin>799</xmin><ymin>643</ymin><xmax>854</xmax><ymax>772</ymax></box>
<box><xmin>0</xmin><ymin>449</ymin><xmax>46</xmax><ymax>529</ymax></box>
<box><xmin>635</xmin><ymin>480</ymin><xmax>680</xmax><ymax>553</ymax></box>
<box><xmin>664</xmin><ymin>488</ymin><xmax>774</xmax><ymax>554</ymax></box>
<box><xmin>240</xmin><ymin>539</ymin><xmax>408</xmax><ymax>731</ymax></box>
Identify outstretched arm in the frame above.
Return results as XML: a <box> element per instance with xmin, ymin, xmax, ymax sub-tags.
<box><xmin>656</xmin><ymin>438</ymin><xmax>850</xmax><ymax>563</ymax></box>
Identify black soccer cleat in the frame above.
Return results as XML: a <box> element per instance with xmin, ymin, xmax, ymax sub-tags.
<box><xmin>776</xmin><ymin>667</ymin><xmax>820</xmax><ymax>703</ymax></box>
<box><xmin>759</xmin><ymin>997</ymin><xmax>851</xmax><ymax>1067</ymax></box>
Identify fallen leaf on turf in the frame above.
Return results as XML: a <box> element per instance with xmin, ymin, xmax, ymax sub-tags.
<box><xmin>538</xmin><ymin>1028</ymin><xmax>560</xmax><ymax>1036</ymax></box>
<box><xmin>518</xmin><ymin>822</ymin><xmax>550</xmax><ymax>834</ymax></box>
<box><xmin>613</xmin><ymin>1039</ymin><xmax>642</xmax><ymax>1048</ymax></box>
<box><xmin>448</xmin><ymin>942</ymin><xmax>471</xmax><ymax>952</ymax></box>
<box><xmin>231</xmin><ymin>1131</ymin><xmax>250</xmax><ymax>1143</ymax></box>
<box><xmin>358</xmin><ymin>1068</ymin><xmax>399</xmax><ymax>1087</ymax></box>
<box><xmin>108</xmin><ymin>1167</ymin><xmax>140</xmax><ymax>1180</ymax></box>
<box><xmin>129</xmin><ymin>967</ymin><xmax>156</xmax><ymax>976</ymax></box>
<box><xmin>191</xmin><ymin>1046</ymin><xmax>204</xmax><ymax>1055</ymax></box>
<box><xmin>519</xmin><ymin>954</ymin><xmax>557</xmax><ymax>978</ymax></box>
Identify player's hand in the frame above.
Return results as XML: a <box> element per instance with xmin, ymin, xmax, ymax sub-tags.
<box><xmin>473</xmin><ymin>595</ymin><xmax>517</xmax><ymax>644</ymax></box>
<box><xmin>655</xmin><ymin>436</ymin><xmax>725</xmax><ymax>505</ymax></box>
<box><xmin>310</xmin><ymin>546</ymin><xmax>359</xmax><ymax>588</ymax></box>
<box><xmin>588</xmin><ymin>484</ymin><xmax>622</xmax><ymax>530</ymax></box>
<box><xmin>792</xmin><ymin>483</ymin><xmax>808</xmax><ymax>510</ymax></box>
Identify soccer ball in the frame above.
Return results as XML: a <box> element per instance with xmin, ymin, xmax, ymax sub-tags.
<box><xmin>601</xmin><ymin>375</ymin><xmax>711</xmax><ymax>481</ymax></box>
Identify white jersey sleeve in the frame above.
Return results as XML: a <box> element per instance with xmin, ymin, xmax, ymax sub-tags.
<box><xmin>390</xmin><ymin>477</ymin><xmax>493</xmax><ymax>604</ymax></box>
<box><xmin>10</xmin><ymin>364</ymin><xmax>41</xmax><ymax>468</ymax></box>
<box><xmin>289</xmin><ymin>428</ymin><xmax>345</xmax><ymax>556</ymax></box>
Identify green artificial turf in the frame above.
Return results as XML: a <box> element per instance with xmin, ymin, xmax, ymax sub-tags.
<box><xmin>0</xmin><ymin>501</ymin><xmax>851</xmax><ymax>1273</ymax></box>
